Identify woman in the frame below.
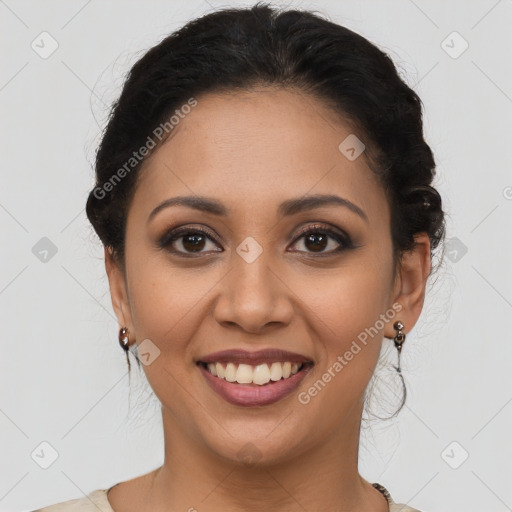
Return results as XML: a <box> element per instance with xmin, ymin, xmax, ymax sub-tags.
<box><xmin>36</xmin><ymin>2</ymin><xmax>445</xmax><ymax>511</ymax></box>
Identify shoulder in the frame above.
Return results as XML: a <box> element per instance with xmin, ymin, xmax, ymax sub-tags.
<box><xmin>389</xmin><ymin>503</ymin><xmax>422</xmax><ymax>512</ymax></box>
<box><xmin>33</xmin><ymin>489</ymin><xmax>113</xmax><ymax>512</ymax></box>
<box><xmin>373</xmin><ymin>482</ymin><xmax>423</xmax><ymax>512</ymax></box>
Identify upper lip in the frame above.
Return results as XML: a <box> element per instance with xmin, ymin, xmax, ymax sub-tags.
<box><xmin>197</xmin><ymin>348</ymin><xmax>313</xmax><ymax>366</ymax></box>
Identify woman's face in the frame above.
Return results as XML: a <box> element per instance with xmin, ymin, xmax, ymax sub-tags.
<box><xmin>108</xmin><ymin>87</ymin><xmax>418</xmax><ymax>465</ymax></box>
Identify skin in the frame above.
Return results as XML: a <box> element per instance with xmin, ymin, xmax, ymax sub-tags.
<box><xmin>105</xmin><ymin>87</ymin><xmax>431</xmax><ymax>512</ymax></box>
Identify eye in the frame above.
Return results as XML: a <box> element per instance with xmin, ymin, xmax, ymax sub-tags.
<box><xmin>158</xmin><ymin>223</ymin><xmax>354</xmax><ymax>257</ymax></box>
<box><xmin>289</xmin><ymin>223</ymin><xmax>353</xmax><ymax>255</ymax></box>
<box><xmin>158</xmin><ymin>226</ymin><xmax>222</xmax><ymax>256</ymax></box>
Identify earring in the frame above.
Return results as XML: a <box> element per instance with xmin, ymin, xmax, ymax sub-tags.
<box><xmin>118</xmin><ymin>326</ymin><xmax>133</xmax><ymax>373</ymax></box>
<box><xmin>393</xmin><ymin>320</ymin><xmax>406</xmax><ymax>374</ymax></box>
<box><xmin>119</xmin><ymin>327</ymin><xmax>130</xmax><ymax>352</ymax></box>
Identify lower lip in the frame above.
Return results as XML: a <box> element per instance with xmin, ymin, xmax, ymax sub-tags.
<box><xmin>198</xmin><ymin>363</ymin><xmax>313</xmax><ymax>407</ymax></box>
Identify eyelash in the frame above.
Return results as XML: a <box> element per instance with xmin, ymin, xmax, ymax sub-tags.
<box><xmin>158</xmin><ymin>223</ymin><xmax>354</xmax><ymax>258</ymax></box>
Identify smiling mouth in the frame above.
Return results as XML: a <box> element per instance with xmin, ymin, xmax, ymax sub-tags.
<box><xmin>197</xmin><ymin>361</ymin><xmax>314</xmax><ymax>386</ymax></box>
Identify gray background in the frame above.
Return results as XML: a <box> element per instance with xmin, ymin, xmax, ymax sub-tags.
<box><xmin>1</xmin><ymin>0</ymin><xmax>511</xmax><ymax>511</ymax></box>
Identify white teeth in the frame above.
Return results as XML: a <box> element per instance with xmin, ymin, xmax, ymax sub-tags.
<box><xmin>204</xmin><ymin>361</ymin><xmax>305</xmax><ymax>385</ymax></box>
<box><xmin>225</xmin><ymin>362</ymin><xmax>237</xmax><ymax>382</ymax></box>
<box><xmin>236</xmin><ymin>364</ymin><xmax>253</xmax><ymax>384</ymax></box>
<box><xmin>253</xmin><ymin>364</ymin><xmax>271</xmax><ymax>385</ymax></box>
<box><xmin>269</xmin><ymin>362</ymin><xmax>282</xmax><ymax>381</ymax></box>
<box><xmin>215</xmin><ymin>362</ymin><xmax>225</xmax><ymax>378</ymax></box>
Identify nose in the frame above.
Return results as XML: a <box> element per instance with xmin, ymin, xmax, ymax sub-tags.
<box><xmin>213</xmin><ymin>254</ymin><xmax>294</xmax><ymax>333</ymax></box>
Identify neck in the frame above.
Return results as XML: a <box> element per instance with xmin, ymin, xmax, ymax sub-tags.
<box><xmin>137</xmin><ymin>403</ymin><xmax>388</xmax><ymax>512</ymax></box>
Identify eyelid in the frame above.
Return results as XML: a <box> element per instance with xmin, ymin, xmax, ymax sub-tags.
<box><xmin>289</xmin><ymin>223</ymin><xmax>352</xmax><ymax>252</ymax></box>
<box><xmin>157</xmin><ymin>224</ymin><xmax>222</xmax><ymax>251</ymax></box>
<box><xmin>293</xmin><ymin>222</ymin><xmax>348</xmax><ymax>240</ymax></box>
<box><xmin>158</xmin><ymin>222</ymin><xmax>353</xmax><ymax>255</ymax></box>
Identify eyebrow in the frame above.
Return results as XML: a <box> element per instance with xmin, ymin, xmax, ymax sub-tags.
<box><xmin>147</xmin><ymin>194</ymin><xmax>369</xmax><ymax>224</ymax></box>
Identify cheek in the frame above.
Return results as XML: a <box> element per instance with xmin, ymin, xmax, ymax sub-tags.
<box><xmin>126</xmin><ymin>261</ymin><xmax>212</xmax><ymax>356</ymax></box>
<box><xmin>296</xmin><ymin>250</ymin><xmax>394</xmax><ymax>389</ymax></box>
<box><xmin>294</xmin><ymin>277</ymin><xmax>391</xmax><ymax>428</ymax></box>
<box><xmin>124</xmin><ymin>259</ymin><xmax>212</xmax><ymax>412</ymax></box>
<box><xmin>122</xmin><ymin>206</ymin><xmax>210</xmax><ymax>354</ymax></box>
<box><xmin>304</xmin><ymin>249</ymin><xmax>393</xmax><ymax>338</ymax></box>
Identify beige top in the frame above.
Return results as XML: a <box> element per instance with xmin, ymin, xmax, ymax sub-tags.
<box><xmin>34</xmin><ymin>483</ymin><xmax>421</xmax><ymax>511</ymax></box>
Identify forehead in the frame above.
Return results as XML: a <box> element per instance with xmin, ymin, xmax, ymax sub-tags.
<box><xmin>132</xmin><ymin>87</ymin><xmax>388</xmax><ymax>224</ymax></box>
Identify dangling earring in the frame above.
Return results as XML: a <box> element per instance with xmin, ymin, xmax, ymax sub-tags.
<box><xmin>393</xmin><ymin>320</ymin><xmax>406</xmax><ymax>373</ymax></box>
<box><xmin>119</xmin><ymin>326</ymin><xmax>130</xmax><ymax>352</ymax></box>
<box><xmin>118</xmin><ymin>326</ymin><xmax>132</xmax><ymax>373</ymax></box>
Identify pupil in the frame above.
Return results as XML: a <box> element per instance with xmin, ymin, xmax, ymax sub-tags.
<box><xmin>183</xmin><ymin>234</ymin><xmax>205</xmax><ymax>251</ymax></box>
<box><xmin>306</xmin><ymin>233</ymin><xmax>327</xmax><ymax>252</ymax></box>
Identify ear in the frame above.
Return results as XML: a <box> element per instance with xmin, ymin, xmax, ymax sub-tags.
<box><xmin>104</xmin><ymin>247</ymin><xmax>134</xmax><ymax>336</ymax></box>
<box><xmin>385</xmin><ymin>232</ymin><xmax>431</xmax><ymax>338</ymax></box>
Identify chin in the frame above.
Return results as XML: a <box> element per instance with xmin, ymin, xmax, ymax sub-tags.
<box><xmin>201</xmin><ymin>426</ymin><xmax>311</xmax><ymax>469</ymax></box>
